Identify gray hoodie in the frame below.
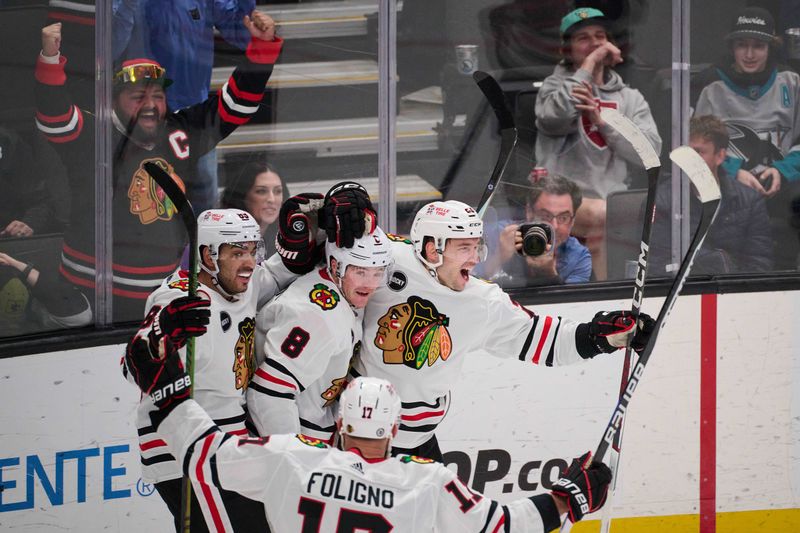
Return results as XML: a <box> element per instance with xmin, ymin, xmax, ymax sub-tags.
<box><xmin>535</xmin><ymin>65</ymin><xmax>661</xmax><ymax>199</ymax></box>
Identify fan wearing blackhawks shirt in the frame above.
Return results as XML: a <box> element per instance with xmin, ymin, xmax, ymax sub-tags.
<box><xmin>351</xmin><ymin>200</ymin><xmax>656</xmax><ymax>461</ymax></box>
<box><xmin>247</xmin><ymin>223</ymin><xmax>392</xmax><ymax>444</ymax></box>
<box><xmin>33</xmin><ymin>13</ymin><xmax>280</xmax><ymax>324</ymax></box>
<box><xmin>124</xmin><ymin>338</ymin><xmax>614</xmax><ymax>533</ymax></box>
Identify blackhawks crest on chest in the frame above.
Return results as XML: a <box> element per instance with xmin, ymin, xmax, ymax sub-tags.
<box><xmin>374</xmin><ymin>296</ymin><xmax>452</xmax><ymax>369</ymax></box>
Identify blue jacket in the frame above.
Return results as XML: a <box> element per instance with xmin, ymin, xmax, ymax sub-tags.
<box><xmin>117</xmin><ymin>0</ymin><xmax>256</xmax><ymax>110</ymax></box>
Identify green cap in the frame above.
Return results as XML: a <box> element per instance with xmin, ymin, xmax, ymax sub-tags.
<box><xmin>560</xmin><ymin>7</ymin><xmax>606</xmax><ymax>37</ymax></box>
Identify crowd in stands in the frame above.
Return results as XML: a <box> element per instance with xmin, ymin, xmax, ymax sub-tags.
<box><xmin>1</xmin><ymin>1</ymin><xmax>799</xmax><ymax>339</ymax></box>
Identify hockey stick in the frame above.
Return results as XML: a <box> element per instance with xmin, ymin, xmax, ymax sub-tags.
<box><xmin>595</xmin><ymin>108</ymin><xmax>661</xmax><ymax>533</ymax></box>
<box><xmin>143</xmin><ymin>161</ymin><xmax>198</xmax><ymax>533</ymax></box>
<box><xmin>560</xmin><ymin>146</ymin><xmax>721</xmax><ymax>532</ymax></box>
<box><xmin>472</xmin><ymin>71</ymin><xmax>518</xmax><ymax>218</ymax></box>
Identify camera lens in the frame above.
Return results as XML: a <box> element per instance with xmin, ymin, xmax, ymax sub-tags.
<box><xmin>522</xmin><ymin>226</ymin><xmax>549</xmax><ymax>256</ymax></box>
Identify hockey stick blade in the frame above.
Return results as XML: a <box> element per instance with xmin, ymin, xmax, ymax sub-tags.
<box><xmin>599</xmin><ymin>108</ymin><xmax>660</xmax><ymax>170</ymax></box>
<box><xmin>472</xmin><ymin>71</ymin><xmax>518</xmax><ymax>218</ymax></box>
<box><xmin>142</xmin><ymin>161</ymin><xmax>199</xmax><ymax>533</ymax></box>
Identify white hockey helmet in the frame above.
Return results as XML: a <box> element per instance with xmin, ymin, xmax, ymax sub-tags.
<box><xmin>197</xmin><ymin>209</ymin><xmax>265</xmax><ymax>277</ymax></box>
<box><xmin>410</xmin><ymin>200</ymin><xmax>485</xmax><ymax>269</ymax></box>
<box><xmin>326</xmin><ymin>226</ymin><xmax>393</xmax><ymax>280</ymax></box>
<box><xmin>338</xmin><ymin>377</ymin><xmax>401</xmax><ymax>440</ymax></box>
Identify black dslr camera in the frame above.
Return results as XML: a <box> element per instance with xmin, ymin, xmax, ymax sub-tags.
<box><xmin>519</xmin><ymin>222</ymin><xmax>554</xmax><ymax>257</ymax></box>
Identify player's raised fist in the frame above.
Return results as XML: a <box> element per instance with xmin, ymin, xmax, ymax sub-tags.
<box><xmin>551</xmin><ymin>451</ymin><xmax>612</xmax><ymax>523</ymax></box>
<box><xmin>148</xmin><ymin>295</ymin><xmax>211</xmax><ymax>352</ymax></box>
<box><xmin>585</xmin><ymin>310</ymin><xmax>654</xmax><ymax>354</ymax></box>
<box><xmin>277</xmin><ymin>193</ymin><xmax>324</xmax><ymax>274</ymax></box>
<box><xmin>244</xmin><ymin>10</ymin><xmax>276</xmax><ymax>42</ymax></box>
<box><xmin>41</xmin><ymin>23</ymin><xmax>62</xmax><ymax>57</ymax></box>
<box><xmin>320</xmin><ymin>181</ymin><xmax>377</xmax><ymax>248</ymax></box>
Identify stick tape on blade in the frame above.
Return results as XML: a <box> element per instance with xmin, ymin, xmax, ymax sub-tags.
<box><xmin>599</xmin><ymin>108</ymin><xmax>660</xmax><ymax>170</ymax></box>
<box><xmin>669</xmin><ymin>146</ymin><xmax>722</xmax><ymax>203</ymax></box>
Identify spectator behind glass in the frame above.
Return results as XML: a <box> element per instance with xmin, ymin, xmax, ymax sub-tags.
<box><xmin>535</xmin><ymin>7</ymin><xmax>661</xmax><ymax>281</ymax></box>
<box><xmin>650</xmin><ymin>115</ymin><xmax>773</xmax><ymax>276</ymax></box>
<box><xmin>220</xmin><ymin>160</ymin><xmax>287</xmax><ymax>256</ymax></box>
<box><xmin>116</xmin><ymin>0</ymin><xmax>257</xmax><ymax>214</ymax></box>
<box><xmin>34</xmin><ymin>14</ymin><xmax>281</xmax><ymax>323</ymax></box>
<box><xmin>477</xmin><ymin>173</ymin><xmax>592</xmax><ymax>287</ymax></box>
<box><xmin>0</xmin><ymin>126</ymin><xmax>68</xmax><ymax>238</ymax></box>
<box><xmin>694</xmin><ymin>6</ymin><xmax>800</xmax><ymax>269</ymax></box>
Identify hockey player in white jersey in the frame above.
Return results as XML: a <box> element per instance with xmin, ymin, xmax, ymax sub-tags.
<box><xmin>123</xmin><ymin>191</ymin><xmax>374</xmax><ymax>531</ymax></box>
<box><xmin>352</xmin><ymin>200</ymin><xmax>655</xmax><ymax>460</ymax></box>
<box><xmin>247</xmin><ymin>227</ymin><xmax>393</xmax><ymax>443</ymax></box>
<box><xmin>124</xmin><ymin>331</ymin><xmax>614</xmax><ymax>533</ymax></box>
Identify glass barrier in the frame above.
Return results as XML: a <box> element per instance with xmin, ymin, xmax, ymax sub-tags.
<box><xmin>0</xmin><ymin>4</ymin><xmax>92</xmax><ymax>338</ymax></box>
<box><xmin>394</xmin><ymin>0</ymin><xmax>674</xmax><ymax>284</ymax></box>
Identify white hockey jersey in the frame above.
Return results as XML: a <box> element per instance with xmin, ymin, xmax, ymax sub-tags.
<box><xmin>159</xmin><ymin>399</ymin><xmax>563</xmax><ymax>533</ymax></box>
<box><xmin>248</xmin><ymin>267</ymin><xmax>361</xmax><ymax>442</ymax></box>
<box><xmin>354</xmin><ymin>237</ymin><xmax>588</xmax><ymax>449</ymax></box>
<box><xmin>127</xmin><ymin>254</ymin><xmax>295</xmax><ymax>483</ymax></box>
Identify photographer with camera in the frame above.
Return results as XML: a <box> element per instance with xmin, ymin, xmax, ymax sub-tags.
<box><xmin>479</xmin><ymin>174</ymin><xmax>592</xmax><ymax>287</ymax></box>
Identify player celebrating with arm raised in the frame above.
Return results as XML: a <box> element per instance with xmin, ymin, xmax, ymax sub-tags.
<box><xmin>122</xmin><ymin>187</ymin><xmax>372</xmax><ymax>531</ymax></box>
<box><xmin>247</xmin><ymin>225</ymin><xmax>393</xmax><ymax>443</ymax></box>
<box><xmin>124</xmin><ymin>330</ymin><xmax>614</xmax><ymax>533</ymax></box>
<box><xmin>352</xmin><ymin>200</ymin><xmax>655</xmax><ymax>461</ymax></box>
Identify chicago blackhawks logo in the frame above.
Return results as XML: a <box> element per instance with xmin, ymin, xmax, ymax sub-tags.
<box><xmin>386</xmin><ymin>233</ymin><xmax>412</xmax><ymax>244</ymax></box>
<box><xmin>128</xmin><ymin>158</ymin><xmax>186</xmax><ymax>224</ymax></box>
<box><xmin>296</xmin><ymin>434</ymin><xmax>327</xmax><ymax>448</ymax></box>
<box><xmin>309</xmin><ymin>283</ymin><xmax>339</xmax><ymax>310</ymax></box>
<box><xmin>374</xmin><ymin>296</ymin><xmax>452</xmax><ymax>369</ymax></box>
<box><xmin>400</xmin><ymin>455</ymin><xmax>435</xmax><ymax>464</ymax></box>
<box><xmin>232</xmin><ymin>318</ymin><xmax>256</xmax><ymax>390</ymax></box>
<box><xmin>167</xmin><ymin>270</ymin><xmax>191</xmax><ymax>291</ymax></box>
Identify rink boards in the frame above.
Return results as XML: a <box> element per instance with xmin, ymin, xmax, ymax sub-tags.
<box><xmin>1</xmin><ymin>291</ymin><xmax>799</xmax><ymax>532</ymax></box>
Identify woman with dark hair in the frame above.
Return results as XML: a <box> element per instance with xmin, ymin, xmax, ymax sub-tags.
<box><xmin>221</xmin><ymin>160</ymin><xmax>287</xmax><ymax>256</ymax></box>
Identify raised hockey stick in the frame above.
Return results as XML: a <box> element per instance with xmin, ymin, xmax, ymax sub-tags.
<box><xmin>143</xmin><ymin>161</ymin><xmax>198</xmax><ymax>533</ymax></box>
<box><xmin>594</xmin><ymin>108</ymin><xmax>661</xmax><ymax>533</ymax></box>
<box><xmin>472</xmin><ymin>71</ymin><xmax>518</xmax><ymax>218</ymax></box>
<box><xmin>560</xmin><ymin>146</ymin><xmax>721</xmax><ymax>532</ymax></box>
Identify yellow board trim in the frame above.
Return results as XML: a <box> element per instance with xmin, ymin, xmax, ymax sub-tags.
<box><xmin>569</xmin><ymin>509</ymin><xmax>800</xmax><ymax>532</ymax></box>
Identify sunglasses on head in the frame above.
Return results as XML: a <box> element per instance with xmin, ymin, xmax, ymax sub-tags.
<box><xmin>114</xmin><ymin>63</ymin><xmax>167</xmax><ymax>85</ymax></box>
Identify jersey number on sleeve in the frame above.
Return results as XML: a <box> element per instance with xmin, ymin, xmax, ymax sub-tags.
<box><xmin>445</xmin><ymin>479</ymin><xmax>483</xmax><ymax>513</ymax></box>
<box><xmin>298</xmin><ymin>497</ymin><xmax>392</xmax><ymax>532</ymax></box>
<box><xmin>281</xmin><ymin>327</ymin><xmax>310</xmax><ymax>358</ymax></box>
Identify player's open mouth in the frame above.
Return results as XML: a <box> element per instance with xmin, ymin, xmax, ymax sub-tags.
<box><xmin>237</xmin><ymin>271</ymin><xmax>253</xmax><ymax>282</ymax></box>
<box><xmin>460</xmin><ymin>269</ymin><xmax>470</xmax><ymax>281</ymax></box>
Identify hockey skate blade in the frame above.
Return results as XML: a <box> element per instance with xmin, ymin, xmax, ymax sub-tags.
<box><xmin>600</xmin><ymin>108</ymin><xmax>660</xmax><ymax>170</ymax></box>
<box><xmin>669</xmin><ymin>146</ymin><xmax>722</xmax><ymax>203</ymax></box>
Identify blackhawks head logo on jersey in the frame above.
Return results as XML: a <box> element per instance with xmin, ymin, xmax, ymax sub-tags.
<box><xmin>374</xmin><ymin>296</ymin><xmax>452</xmax><ymax>369</ymax></box>
<box><xmin>232</xmin><ymin>318</ymin><xmax>256</xmax><ymax>390</ymax></box>
<box><xmin>128</xmin><ymin>158</ymin><xmax>185</xmax><ymax>224</ymax></box>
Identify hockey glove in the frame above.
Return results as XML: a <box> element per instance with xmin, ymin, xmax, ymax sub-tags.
<box><xmin>148</xmin><ymin>295</ymin><xmax>210</xmax><ymax>352</ymax></box>
<box><xmin>551</xmin><ymin>451</ymin><xmax>612</xmax><ymax>523</ymax></box>
<box><xmin>319</xmin><ymin>181</ymin><xmax>377</xmax><ymax>248</ymax></box>
<box><xmin>277</xmin><ymin>193</ymin><xmax>325</xmax><ymax>274</ymax></box>
<box><xmin>124</xmin><ymin>335</ymin><xmax>191</xmax><ymax>417</ymax></box>
<box><xmin>576</xmin><ymin>310</ymin><xmax>655</xmax><ymax>356</ymax></box>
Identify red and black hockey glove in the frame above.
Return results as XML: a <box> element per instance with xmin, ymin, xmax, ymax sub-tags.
<box><xmin>148</xmin><ymin>295</ymin><xmax>210</xmax><ymax>352</ymax></box>
<box><xmin>124</xmin><ymin>334</ymin><xmax>191</xmax><ymax>417</ymax></box>
<box><xmin>577</xmin><ymin>310</ymin><xmax>655</xmax><ymax>356</ymax></box>
<box><xmin>551</xmin><ymin>451</ymin><xmax>612</xmax><ymax>523</ymax></box>
<box><xmin>277</xmin><ymin>193</ymin><xmax>324</xmax><ymax>274</ymax></box>
<box><xmin>319</xmin><ymin>181</ymin><xmax>377</xmax><ymax>248</ymax></box>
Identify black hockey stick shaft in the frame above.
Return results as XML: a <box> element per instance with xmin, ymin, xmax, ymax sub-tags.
<box><xmin>472</xmin><ymin>71</ymin><xmax>518</xmax><ymax>218</ymax></box>
<box><xmin>143</xmin><ymin>161</ymin><xmax>198</xmax><ymax>533</ymax></box>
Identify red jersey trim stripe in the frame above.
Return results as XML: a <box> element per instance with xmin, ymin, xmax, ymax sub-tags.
<box><xmin>196</xmin><ymin>435</ymin><xmax>226</xmax><ymax>532</ymax></box>
<box><xmin>63</xmin><ymin>243</ymin><xmax>179</xmax><ymax>274</ymax></box>
<box><xmin>401</xmin><ymin>410</ymin><xmax>445</xmax><ymax>422</ymax></box>
<box><xmin>140</xmin><ymin>439</ymin><xmax>167</xmax><ymax>451</ymax></box>
<box><xmin>227</xmin><ymin>76</ymin><xmax>263</xmax><ymax>103</ymax></box>
<box><xmin>532</xmin><ymin>316</ymin><xmax>553</xmax><ymax>365</ymax></box>
<box><xmin>255</xmin><ymin>368</ymin><xmax>298</xmax><ymax>390</ymax></box>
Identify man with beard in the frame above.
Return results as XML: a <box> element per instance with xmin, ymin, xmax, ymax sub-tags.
<box><xmin>33</xmin><ymin>12</ymin><xmax>280</xmax><ymax>324</ymax></box>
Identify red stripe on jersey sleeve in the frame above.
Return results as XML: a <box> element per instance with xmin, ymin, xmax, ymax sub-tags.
<box><xmin>255</xmin><ymin>368</ymin><xmax>297</xmax><ymax>390</ymax></box>
<box><xmin>196</xmin><ymin>435</ymin><xmax>226</xmax><ymax>532</ymax></box>
<box><xmin>246</xmin><ymin>36</ymin><xmax>283</xmax><ymax>65</ymax></box>
<box><xmin>227</xmin><ymin>76</ymin><xmax>264</xmax><ymax>103</ymax></box>
<box><xmin>217</xmin><ymin>97</ymin><xmax>251</xmax><ymax>125</ymax></box>
<box><xmin>532</xmin><ymin>316</ymin><xmax>553</xmax><ymax>365</ymax></box>
<box><xmin>35</xmin><ymin>55</ymin><xmax>68</xmax><ymax>85</ymax></box>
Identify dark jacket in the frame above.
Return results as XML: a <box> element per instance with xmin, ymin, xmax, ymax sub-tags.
<box><xmin>650</xmin><ymin>167</ymin><xmax>773</xmax><ymax>275</ymax></box>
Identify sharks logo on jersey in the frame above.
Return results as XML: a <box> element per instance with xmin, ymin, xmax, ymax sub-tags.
<box><xmin>725</xmin><ymin>121</ymin><xmax>786</xmax><ymax>171</ymax></box>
